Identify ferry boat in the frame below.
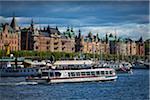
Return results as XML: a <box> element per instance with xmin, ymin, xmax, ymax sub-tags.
<box><xmin>0</xmin><ymin>57</ymin><xmax>50</xmax><ymax>77</ymax></box>
<box><xmin>0</xmin><ymin>61</ymin><xmax>42</xmax><ymax>77</ymax></box>
<box><xmin>26</xmin><ymin>68</ymin><xmax>117</xmax><ymax>84</ymax></box>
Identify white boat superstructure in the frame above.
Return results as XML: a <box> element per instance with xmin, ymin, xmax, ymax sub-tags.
<box><xmin>0</xmin><ymin>61</ymin><xmax>42</xmax><ymax>77</ymax></box>
<box><xmin>26</xmin><ymin>68</ymin><xmax>117</xmax><ymax>84</ymax></box>
<box><xmin>53</xmin><ymin>60</ymin><xmax>95</xmax><ymax>69</ymax></box>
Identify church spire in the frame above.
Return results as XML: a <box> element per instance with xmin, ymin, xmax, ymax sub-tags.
<box><xmin>78</xmin><ymin>29</ymin><xmax>81</xmax><ymax>38</ymax></box>
<box><xmin>31</xmin><ymin>19</ymin><xmax>34</xmax><ymax>28</ymax></box>
<box><xmin>10</xmin><ymin>14</ymin><xmax>18</xmax><ymax>31</ymax></box>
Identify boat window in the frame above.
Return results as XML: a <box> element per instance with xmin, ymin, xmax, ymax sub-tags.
<box><xmin>91</xmin><ymin>71</ymin><xmax>95</xmax><ymax>76</ymax></box>
<box><xmin>68</xmin><ymin>72</ymin><xmax>71</xmax><ymax>77</ymax></box>
<box><xmin>16</xmin><ymin>70</ymin><xmax>19</xmax><ymax>72</ymax></box>
<box><xmin>101</xmin><ymin>71</ymin><xmax>104</xmax><ymax>75</ymax></box>
<box><xmin>96</xmin><ymin>71</ymin><xmax>100</xmax><ymax>75</ymax></box>
<box><xmin>110</xmin><ymin>71</ymin><xmax>113</xmax><ymax>74</ymax></box>
<box><xmin>86</xmin><ymin>72</ymin><xmax>90</xmax><ymax>76</ymax></box>
<box><xmin>71</xmin><ymin>72</ymin><xmax>75</xmax><ymax>76</ymax></box>
<box><xmin>76</xmin><ymin>72</ymin><xmax>80</xmax><ymax>76</ymax></box>
<box><xmin>50</xmin><ymin>72</ymin><xmax>54</xmax><ymax>77</ymax></box>
<box><xmin>28</xmin><ymin>69</ymin><xmax>30</xmax><ymax>72</ymax></box>
<box><xmin>81</xmin><ymin>72</ymin><xmax>86</xmax><ymax>76</ymax></box>
<box><xmin>24</xmin><ymin>70</ymin><xmax>26</xmax><ymax>72</ymax></box>
<box><xmin>105</xmin><ymin>71</ymin><xmax>109</xmax><ymax>75</ymax></box>
<box><xmin>42</xmin><ymin>72</ymin><xmax>49</xmax><ymax>76</ymax></box>
<box><xmin>55</xmin><ymin>72</ymin><xmax>61</xmax><ymax>77</ymax></box>
<box><xmin>36</xmin><ymin>69</ymin><xmax>39</xmax><ymax>72</ymax></box>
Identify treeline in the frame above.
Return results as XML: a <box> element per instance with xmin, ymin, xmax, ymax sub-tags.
<box><xmin>0</xmin><ymin>50</ymin><xmax>147</xmax><ymax>61</ymax></box>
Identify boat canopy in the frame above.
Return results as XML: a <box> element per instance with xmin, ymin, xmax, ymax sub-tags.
<box><xmin>54</xmin><ymin>60</ymin><xmax>94</xmax><ymax>65</ymax></box>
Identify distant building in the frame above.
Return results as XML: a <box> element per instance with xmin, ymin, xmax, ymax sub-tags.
<box><xmin>75</xmin><ymin>29</ymin><xmax>84</xmax><ymax>52</ymax></box>
<box><xmin>77</xmin><ymin>32</ymin><xmax>101</xmax><ymax>54</ymax></box>
<box><xmin>136</xmin><ymin>37</ymin><xmax>144</xmax><ymax>56</ymax></box>
<box><xmin>144</xmin><ymin>39</ymin><xmax>150</xmax><ymax>56</ymax></box>
<box><xmin>0</xmin><ymin>16</ymin><xmax>21</xmax><ymax>53</ymax></box>
<box><xmin>21</xmin><ymin>20</ymin><xmax>34</xmax><ymax>50</ymax></box>
<box><xmin>108</xmin><ymin>33</ymin><xmax>117</xmax><ymax>54</ymax></box>
<box><xmin>117</xmin><ymin>38</ymin><xmax>127</xmax><ymax>56</ymax></box>
<box><xmin>21</xmin><ymin>21</ymin><xmax>75</xmax><ymax>53</ymax></box>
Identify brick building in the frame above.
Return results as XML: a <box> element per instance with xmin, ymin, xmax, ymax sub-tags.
<box><xmin>0</xmin><ymin>16</ymin><xmax>21</xmax><ymax>53</ymax></box>
<box><xmin>21</xmin><ymin>21</ymin><xmax>75</xmax><ymax>53</ymax></box>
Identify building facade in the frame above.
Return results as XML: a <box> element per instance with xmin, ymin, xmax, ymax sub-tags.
<box><xmin>136</xmin><ymin>37</ymin><xmax>145</xmax><ymax>56</ymax></box>
<box><xmin>21</xmin><ymin>23</ymin><xmax>75</xmax><ymax>53</ymax></box>
<box><xmin>76</xmin><ymin>32</ymin><xmax>101</xmax><ymax>54</ymax></box>
<box><xmin>0</xmin><ymin>16</ymin><xmax>20</xmax><ymax>54</ymax></box>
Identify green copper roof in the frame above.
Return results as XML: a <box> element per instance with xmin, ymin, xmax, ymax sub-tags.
<box><xmin>64</xmin><ymin>27</ymin><xmax>75</xmax><ymax>38</ymax></box>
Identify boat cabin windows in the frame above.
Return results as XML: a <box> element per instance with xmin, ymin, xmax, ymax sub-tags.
<box><xmin>91</xmin><ymin>71</ymin><xmax>95</xmax><ymax>76</ymax></box>
<box><xmin>71</xmin><ymin>72</ymin><xmax>75</xmax><ymax>76</ymax></box>
<box><xmin>86</xmin><ymin>72</ymin><xmax>90</xmax><ymax>76</ymax></box>
<box><xmin>81</xmin><ymin>72</ymin><xmax>86</xmax><ymax>76</ymax></box>
<box><xmin>49</xmin><ymin>72</ymin><xmax>54</xmax><ymax>77</ymax></box>
<box><xmin>42</xmin><ymin>72</ymin><xmax>61</xmax><ymax>77</ymax></box>
<box><xmin>76</xmin><ymin>72</ymin><xmax>80</xmax><ymax>76</ymax></box>
<box><xmin>101</xmin><ymin>71</ymin><xmax>105</xmax><ymax>75</ymax></box>
<box><xmin>96</xmin><ymin>71</ymin><xmax>100</xmax><ymax>75</ymax></box>
<box><xmin>42</xmin><ymin>72</ymin><xmax>49</xmax><ymax>76</ymax></box>
<box><xmin>55</xmin><ymin>72</ymin><xmax>61</xmax><ymax>77</ymax></box>
<box><xmin>110</xmin><ymin>71</ymin><xmax>113</xmax><ymax>74</ymax></box>
<box><xmin>68</xmin><ymin>70</ymin><xmax>114</xmax><ymax>77</ymax></box>
<box><xmin>105</xmin><ymin>71</ymin><xmax>109</xmax><ymax>75</ymax></box>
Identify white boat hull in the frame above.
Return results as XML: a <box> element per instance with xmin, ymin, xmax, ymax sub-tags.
<box><xmin>27</xmin><ymin>75</ymin><xmax>117</xmax><ymax>84</ymax></box>
<box><xmin>49</xmin><ymin>76</ymin><xmax>117</xmax><ymax>83</ymax></box>
<box><xmin>26</xmin><ymin>68</ymin><xmax>117</xmax><ymax>84</ymax></box>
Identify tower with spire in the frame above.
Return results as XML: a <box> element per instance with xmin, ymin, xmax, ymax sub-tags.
<box><xmin>10</xmin><ymin>15</ymin><xmax>19</xmax><ymax>31</ymax></box>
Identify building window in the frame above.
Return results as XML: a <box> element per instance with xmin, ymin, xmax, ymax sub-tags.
<box><xmin>36</xmin><ymin>46</ymin><xmax>38</xmax><ymax>50</ymax></box>
<box><xmin>47</xmin><ymin>47</ymin><xmax>49</xmax><ymax>50</ymax></box>
<box><xmin>47</xmin><ymin>41</ymin><xmax>49</xmax><ymax>44</ymax></box>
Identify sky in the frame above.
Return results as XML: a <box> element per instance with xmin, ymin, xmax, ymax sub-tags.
<box><xmin>0</xmin><ymin>1</ymin><xmax>149</xmax><ymax>40</ymax></box>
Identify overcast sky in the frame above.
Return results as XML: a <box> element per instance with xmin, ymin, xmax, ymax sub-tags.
<box><xmin>0</xmin><ymin>1</ymin><xmax>149</xmax><ymax>40</ymax></box>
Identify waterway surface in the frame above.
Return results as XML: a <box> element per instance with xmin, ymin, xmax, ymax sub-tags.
<box><xmin>0</xmin><ymin>69</ymin><xmax>149</xmax><ymax>100</ymax></box>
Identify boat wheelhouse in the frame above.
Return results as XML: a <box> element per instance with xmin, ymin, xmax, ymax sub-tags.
<box><xmin>26</xmin><ymin>68</ymin><xmax>117</xmax><ymax>84</ymax></box>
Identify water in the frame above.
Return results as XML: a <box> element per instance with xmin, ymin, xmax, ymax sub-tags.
<box><xmin>0</xmin><ymin>69</ymin><xmax>149</xmax><ymax>100</ymax></box>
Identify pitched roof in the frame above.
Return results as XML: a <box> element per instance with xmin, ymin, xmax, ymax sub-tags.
<box><xmin>10</xmin><ymin>16</ymin><xmax>18</xmax><ymax>30</ymax></box>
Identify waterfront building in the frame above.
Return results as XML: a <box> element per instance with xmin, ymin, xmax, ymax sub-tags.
<box><xmin>62</xmin><ymin>27</ymin><xmax>75</xmax><ymax>53</ymax></box>
<box><xmin>21</xmin><ymin>20</ymin><xmax>35</xmax><ymax>50</ymax></box>
<box><xmin>136</xmin><ymin>37</ymin><xmax>145</xmax><ymax>56</ymax></box>
<box><xmin>21</xmin><ymin>21</ymin><xmax>75</xmax><ymax>53</ymax></box>
<box><xmin>107</xmin><ymin>33</ymin><xmax>117</xmax><ymax>55</ymax></box>
<box><xmin>0</xmin><ymin>16</ymin><xmax>21</xmax><ymax>53</ymax></box>
<box><xmin>81</xmin><ymin>32</ymin><xmax>101</xmax><ymax>54</ymax></box>
<box><xmin>130</xmin><ymin>41</ymin><xmax>137</xmax><ymax>56</ymax></box>
<box><xmin>117</xmin><ymin>38</ymin><xmax>127</xmax><ymax>56</ymax></box>
<box><xmin>144</xmin><ymin>39</ymin><xmax>150</xmax><ymax>56</ymax></box>
<box><xmin>75</xmin><ymin>29</ymin><xmax>84</xmax><ymax>52</ymax></box>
